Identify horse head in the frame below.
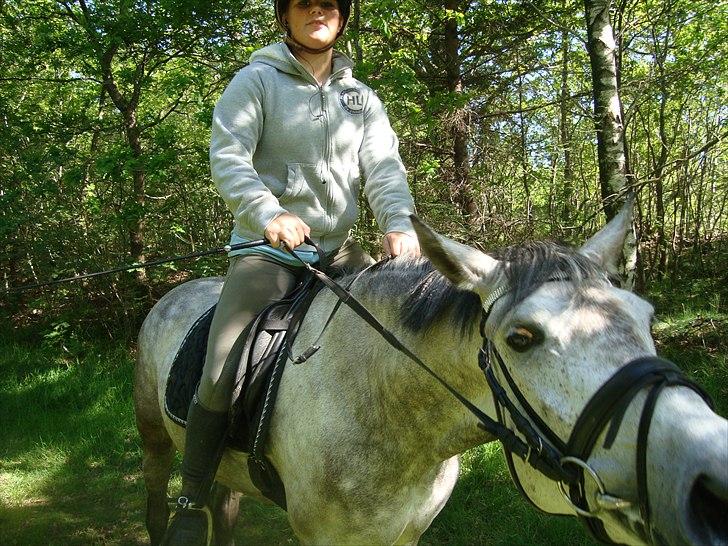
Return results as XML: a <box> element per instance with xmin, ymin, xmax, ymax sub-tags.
<box><xmin>412</xmin><ymin>201</ymin><xmax>728</xmax><ymax>545</ymax></box>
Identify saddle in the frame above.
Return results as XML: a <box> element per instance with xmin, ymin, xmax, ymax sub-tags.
<box><xmin>164</xmin><ymin>272</ymin><xmax>323</xmax><ymax>510</ymax></box>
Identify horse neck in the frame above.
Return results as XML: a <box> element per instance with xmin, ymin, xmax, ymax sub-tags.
<box><xmin>316</xmin><ymin>290</ymin><xmax>491</xmax><ymax>461</ymax></box>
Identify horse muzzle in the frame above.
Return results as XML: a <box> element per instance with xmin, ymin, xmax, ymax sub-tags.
<box><xmin>646</xmin><ymin>396</ymin><xmax>728</xmax><ymax>546</ymax></box>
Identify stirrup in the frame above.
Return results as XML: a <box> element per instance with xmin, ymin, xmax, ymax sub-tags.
<box><xmin>164</xmin><ymin>496</ymin><xmax>213</xmax><ymax>546</ymax></box>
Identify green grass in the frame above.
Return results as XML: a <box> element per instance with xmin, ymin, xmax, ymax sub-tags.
<box><xmin>0</xmin><ymin>332</ymin><xmax>147</xmax><ymax>545</ymax></box>
<box><xmin>652</xmin><ymin>311</ymin><xmax>728</xmax><ymax>417</ymax></box>
<box><xmin>1</xmin><ymin>296</ymin><xmax>726</xmax><ymax>545</ymax></box>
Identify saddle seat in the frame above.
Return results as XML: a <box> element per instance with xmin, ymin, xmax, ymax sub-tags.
<box><xmin>164</xmin><ymin>273</ymin><xmax>322</xmax><ymax>510</ymax></box>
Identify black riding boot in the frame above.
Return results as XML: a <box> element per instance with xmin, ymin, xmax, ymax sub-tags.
<box><xmin>162</xmin><ymin>394</ymin><xmax>228</xmax><ymax>546</ymax></box>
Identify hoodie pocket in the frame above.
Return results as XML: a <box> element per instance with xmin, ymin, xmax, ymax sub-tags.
<box><xmin>280</xmin><ymin>163</ymin><xmax>328</xmax><ymax>230</ymax></box>
<box><xmin>278</xmin><ymin>164</ymin><xmax>304</xmax><ymax>201</ymax></box>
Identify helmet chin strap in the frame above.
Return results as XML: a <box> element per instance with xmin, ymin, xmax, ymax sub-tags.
<box><xmin>284</xmin><ymin>34</ymin><xmax>336</xmax><ymax>55</ymax></box>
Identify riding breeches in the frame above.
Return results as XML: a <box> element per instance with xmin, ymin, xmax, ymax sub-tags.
<box><xmin>196</xmin><ymin>239</ymin><xmax>375</xmax><ymax>412</ymax></box>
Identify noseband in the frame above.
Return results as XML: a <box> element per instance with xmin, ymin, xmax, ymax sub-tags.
<box><xmin>480</xmin><ymin>286</ymin><xmax>714</xmax><ymax>544</ymax></box>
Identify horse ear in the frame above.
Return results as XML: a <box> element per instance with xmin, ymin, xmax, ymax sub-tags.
<box><xmin>410</xmin><ymin>215</ymin><xmax>499</xmax><ymax>292</ymax></box>
<box><xmin>579</xmin><ymin>194</ymin><xmax>635</xmax><ymax>274</ymax></box>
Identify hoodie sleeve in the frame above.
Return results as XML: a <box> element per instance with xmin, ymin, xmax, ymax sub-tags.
<box><xmin>210</xmin><ymin>68</ymin><xmax>287</xmax><ymax>236</ymax></box>
<box><xmin>359</xmin><ymin>90</ymin><xmax>416</xmax><ymax>236</ymax></box>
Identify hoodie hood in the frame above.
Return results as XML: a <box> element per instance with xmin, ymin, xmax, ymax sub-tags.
<box><xmin>249</xmin><ymin>42</ymin><xmax>353</xmax><ymax>83</ymax></box>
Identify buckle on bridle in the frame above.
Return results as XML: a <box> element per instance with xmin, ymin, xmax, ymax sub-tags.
<box><xmin>477</xmin><ymin>347</ymin><xmax>490</xmax><ymax>371</ymax></box>
<box><xmin>526</xmin><ymin>436</ymin><xmax>544</xmax><ymax>464</ymax></box>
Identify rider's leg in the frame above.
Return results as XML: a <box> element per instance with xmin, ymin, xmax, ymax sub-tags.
<box><xmin>163</xmin><ymin>254</ymin><xmax>300</xmax><ymax>545</ymax></box>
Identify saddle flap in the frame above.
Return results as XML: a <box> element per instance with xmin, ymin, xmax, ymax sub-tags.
<box><xmin>227</xmin><ymin>274</ymin><xmax>322</xmax><ymax>452</ymax></box>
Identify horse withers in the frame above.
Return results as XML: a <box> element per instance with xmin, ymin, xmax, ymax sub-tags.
<box><xmin>134</xmin><ymin>202</ymin><xmax>728</xmax><ymax>545</ymax></box>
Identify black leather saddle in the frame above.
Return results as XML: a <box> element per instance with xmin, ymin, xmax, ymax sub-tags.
<box><xmin>164</xmin><ymin>272</ymin><xmax>322</xmax><ymax>509</ymax></box>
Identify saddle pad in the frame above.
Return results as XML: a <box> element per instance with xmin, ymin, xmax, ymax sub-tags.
<box><xmin>164</xmin><ymin>305</ymin><xmax>216</xmax><ymax>426</ymax></box>
<box><xmin>163</xmin><ymin>303</ymin><xmax>284</xmax><ymax>437</ymax></box>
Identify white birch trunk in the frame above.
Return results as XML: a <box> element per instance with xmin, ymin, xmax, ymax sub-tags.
<box><xmin>583</xmin><ymin>0</ymin><xmax>635</xmax><ymax>288</ymax></box>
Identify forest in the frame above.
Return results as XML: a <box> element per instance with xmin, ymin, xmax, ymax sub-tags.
<box><xmin>1</xmin><ymin>0</ymin><xmax>726</xmax><ymax>544</ymax></box>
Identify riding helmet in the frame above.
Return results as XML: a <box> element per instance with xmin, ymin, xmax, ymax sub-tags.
<box><xmin>274</xmin><ymin>0</ymin><xmax>352</xmax><ymax>38</ymax></box>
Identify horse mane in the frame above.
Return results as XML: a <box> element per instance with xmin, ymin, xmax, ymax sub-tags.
<box><xmin>348</xmin><ymin>241</ymin><xmax>605</xmax><ymax>337</ymax></box>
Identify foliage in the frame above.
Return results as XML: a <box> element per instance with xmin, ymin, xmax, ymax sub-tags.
<box><xmin>2</xmin><ymin>0</ymin><xmax>725</xmax><ymax>331</ymax></box>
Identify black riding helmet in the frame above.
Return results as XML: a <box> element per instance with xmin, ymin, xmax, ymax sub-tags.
<box><xmin>275</xmin><ymin>0</ymin><xmax>352</xmax><ymax>39</ymax></box>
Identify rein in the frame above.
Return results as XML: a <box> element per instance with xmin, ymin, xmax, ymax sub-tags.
<box><xmin>290</xmin><ymin>239</ymin><xmax>714</xmax><ymax>545</ymax></box>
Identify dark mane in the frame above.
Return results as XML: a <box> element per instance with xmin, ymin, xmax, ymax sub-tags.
<box><xmin>497</xmin><ymin>241</ymin><xmax>605</xmax><ymax>309</ymax></box>
<box><xmin>346</xmin><ymin>241</ymin><xmax>606</xmax><ymax>336</ymax></box>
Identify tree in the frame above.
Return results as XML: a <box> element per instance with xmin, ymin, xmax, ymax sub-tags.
<box><xmin>583</xmin><ymin>0</ymin><xmax>628</xmax><ymax>219</ymax></box>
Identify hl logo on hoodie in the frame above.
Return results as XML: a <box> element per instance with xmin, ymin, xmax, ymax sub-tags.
<box><xmin>340</xmin><ymin>88</ymin><xmax>365</xmax><ymax>114</ymax></box>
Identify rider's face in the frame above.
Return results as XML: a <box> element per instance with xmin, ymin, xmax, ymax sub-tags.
<box><xmin>284</xmin><ymin>0</ymin><xmax>342</xmax><ymax>50</ymax></box>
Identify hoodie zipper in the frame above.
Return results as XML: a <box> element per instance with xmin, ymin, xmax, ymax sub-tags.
<box><xmin>297</xmin><ymin>59</ymin><xmax>349</xmax><ymax>249</ymax></box>
<box><xmin>319</xmin><ymin>66</ymin><xmax>346</xmax><ymax>245</ymax></box>
<box><xmin>319</xmin><ymin>81</ymin><xmax>332</xmax><ymax>241</ymax></box>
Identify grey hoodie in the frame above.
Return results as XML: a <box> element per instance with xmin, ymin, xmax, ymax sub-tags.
<box><xmin>210</xmin><ymin>43</ymin><xmax>415</xmax><ymax>254</ymax></box>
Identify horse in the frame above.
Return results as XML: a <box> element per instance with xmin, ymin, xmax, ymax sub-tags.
<box><xmin>134</xmin><ymin>201</ymin><xmax>728</xmax><ymax>545</ymax></box>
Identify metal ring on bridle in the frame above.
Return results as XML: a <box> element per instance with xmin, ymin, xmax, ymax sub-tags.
<box><xmin>558</xmin><ymin>456</ymin><xmax>606</xmax><ymax>517</ymax></box>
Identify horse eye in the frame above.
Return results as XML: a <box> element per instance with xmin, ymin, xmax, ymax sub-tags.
<box><xmin>506</xmin><ymin>326</ymin><xmax>542</xmax><ymax>353</ymax></box>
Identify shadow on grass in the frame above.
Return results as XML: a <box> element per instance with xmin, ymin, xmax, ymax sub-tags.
<box><xmin>0</xmin><ymin>336</ymin><xmax>147</xmax><ymax>546</ymax></box>
<box><xmin>420</xmin><ymin>445</ymin><xmax>596</xmax><ymax>546</ymax></box>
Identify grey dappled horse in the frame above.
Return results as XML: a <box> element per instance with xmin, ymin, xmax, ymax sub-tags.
<box><xmin>134</xmin><ymin>204</ymin><xmax>728</xmax><ymax>545</ymax></box>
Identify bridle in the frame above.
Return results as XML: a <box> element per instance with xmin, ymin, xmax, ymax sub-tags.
<box><xmin>478</xmin><ymin>282</ymin><xmax>715</xmax><ymax>544</ymax></box>
<box><xmin>293</xmin><ymin>246</ymin><xmax>714</xmax><ymax>544</ymax></box>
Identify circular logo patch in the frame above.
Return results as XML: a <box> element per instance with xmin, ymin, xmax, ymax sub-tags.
<box><xmin>339</xmin><ymin>88</ymin><xmax>365</xmax><ymax>114</ymax></box>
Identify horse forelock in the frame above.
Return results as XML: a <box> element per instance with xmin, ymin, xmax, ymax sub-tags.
<box><xmin>342</xmin><ymin>241</ymin><xmax>607</xmax><ymax>337</ymax></box>
<box><xmin>498</xmin><ymin>241</ymin><xmax>606</xmax><ymax>307</ymax></box>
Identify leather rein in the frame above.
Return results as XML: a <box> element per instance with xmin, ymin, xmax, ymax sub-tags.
<box><xmin>290</xmin><ymin>242</ymin><xmax>713</xmax><ymax>544</ymax></box>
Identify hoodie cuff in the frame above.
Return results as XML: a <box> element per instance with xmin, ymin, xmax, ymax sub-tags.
<box><xmin>243</xmin><ymin>201</ymin><xmax>289</xmax><ymax>237</ymax></box>
<box><xmin>384</xmin><ymin>215</ymin><xmax>416</xmax><ymax>238</ymax></box>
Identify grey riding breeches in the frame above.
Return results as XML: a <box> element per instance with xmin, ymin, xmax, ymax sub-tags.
<box><xmin>196</xmin><ymin>239</ymin><xmax>374</xmax><ymax>412</ymax></box>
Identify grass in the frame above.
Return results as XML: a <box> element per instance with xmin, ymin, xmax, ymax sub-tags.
<box><xmin>1</xmin><ymin>290</ymin><xmax>726</xmax><ymax>545</ymax></box>
<box><xmin>0</xmin><ymin>331</ymin><xmax>147</xmax><ymax>545</ymax></box>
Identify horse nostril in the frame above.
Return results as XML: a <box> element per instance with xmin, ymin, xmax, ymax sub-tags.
<box><xmin>686</xmin><ymin>474</ymin><xmax>728</xmax><ymax>545</ymax></box>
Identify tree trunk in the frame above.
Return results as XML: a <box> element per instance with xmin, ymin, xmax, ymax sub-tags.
<box><xmin>100</xmin><ymin>46</ymin><xmax>148</xmax><ymax>284</ymax></box>
<box><xmin>583</xmin><ymin>0</ymin><xmax>627</xmax><ymax>219</ymax></box>
<box><xmin>558</xmin><ymin>9</ymin><xmax>574</xmax><ymax>228</ymax></box>
<box><xmin>352</xmin><ymin>0</ymin><xmax>362</xmax><ymax>65</ymax></box>
<box><xmin>517</xmin><ymin>50</ymin><xmax>533</xmax><ymax>225</ymax></box>
<box><xmin>127</xmin><ymin>119</ymin><xmax>147</xmax><ymax>281</ymax></box>
<box><xmin>443</xmin><ymin>0</ymin><xmax>476</xmax><ymax>220</ymax></box>
<box><xmin>583</xmin><ymin>0</ymin><xmax>636</xmax><ymax>288</ymax></box>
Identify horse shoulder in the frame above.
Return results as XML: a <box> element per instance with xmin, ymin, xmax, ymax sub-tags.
<box><xmin>267</xmin><ymin>290</ymin><xmax>464</xmax><ymax>543</ymax></box>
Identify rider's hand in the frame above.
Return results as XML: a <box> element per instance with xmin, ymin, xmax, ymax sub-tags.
<box><xmin>264</xmin><ymin>213</ymin><xmax>311</xmax><ymax>250</ymax></box>
<box><xmin>383</xmin><ymin>231</ymin><xmax>420</xmax><ymax>258</ymax></box>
